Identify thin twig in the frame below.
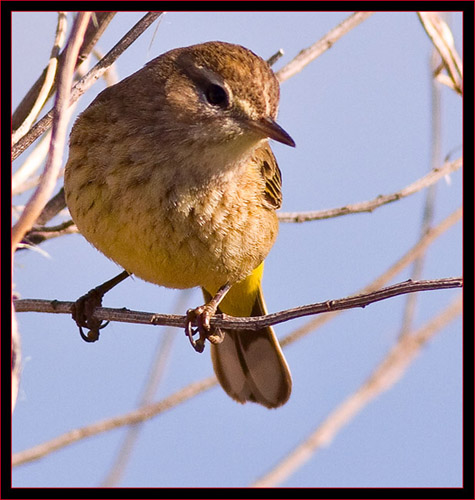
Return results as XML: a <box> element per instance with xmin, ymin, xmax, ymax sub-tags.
<box><xmin>14</xmin><ymin>190</ymin><xmax>72</xmax><ymax>251</ymax></box>
<box><xmin>12</xmin><ymin>376</ymin><xmax>217</xmax><ymax>467</ymax></box>
<box><xmin>14</xmin><ymin>278</ymin><xmax>462</xmax><ymax>332</ymax></box>
<box><xmin>278</xmin><ymin>157</ymin><xmax>462</xmax><ymax>223</ymax></box>
<box><xmin>21</xmin><ymin>221</ymin><xmax>77</xmax><ymax>247</ymax></box>
<box><xmin>398</xmin><ymin>43</ymin><xmax>443</xmax><ymax>339</ymax></box>
<box><xmin>267</xmin><ymin>48</ymin><xmax>284</xmax><ymax>67</ymax></box>
<box><xmin>252</xmin><ymin>293</ymin><xmax>462</xmax><ymax>487</ymax></box>
<box><xmin>276</xmin><ymin>12</ymin><xmax>374</xmax><ymax>83</ymax></box>
<box><xmin>11</xmin><ymin>13</ymin><xmax>91</xmax><ymax>251</ymax></box>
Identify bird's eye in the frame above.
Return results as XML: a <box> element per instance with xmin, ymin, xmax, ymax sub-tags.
<box><xmin>204</xmin><ymin>84</ymin><xmax>229</xmax><ymax>108</ymax></box>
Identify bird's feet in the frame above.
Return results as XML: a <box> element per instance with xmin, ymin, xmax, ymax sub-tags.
<box><xmin>72</xmin><ymin>287</ymin><xmax>109</xmax><ymax>342</ymax></box>
<box><xmin>185</xmin><ymin>283</ymin><xmax>231</xmax><ymax>352</ymax></box>
<box><xmin>72</xmin><ymin>270</ymin><xmax>130</xmax><ymax>342</ymax></box>
<box><xmin>185</xmin><ymin>304</ymin><xmax>225</xmax><ymax>353</ymax></box>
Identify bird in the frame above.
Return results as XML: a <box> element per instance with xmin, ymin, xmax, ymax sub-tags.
<box><xmin>64</xmin><ymin>41</ymin><xmax>295</xmax><ymax>408</ymax></box>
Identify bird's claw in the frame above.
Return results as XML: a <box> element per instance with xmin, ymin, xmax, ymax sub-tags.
<box><xmin>185</xmin><ymin>305</ymin><xmax>225</xmax><ymax>353</ymax></box>
<box><xmin>72</xmin><ymin>288</ymin><xmax>109</xmax><ymax>343</ymax></box>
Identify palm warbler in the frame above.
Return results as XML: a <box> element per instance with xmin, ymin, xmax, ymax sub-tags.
<box><xmin>64</xmin><ymin>41</ymin><xmax>295</xmax><ymax>408</ymax></box>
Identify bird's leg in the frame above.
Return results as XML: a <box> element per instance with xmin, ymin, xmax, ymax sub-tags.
<box><xmin>186</xmin><ymin>283</ymin><xmax>231</xmax><ymax>353</ymax></box>
<box><xmin>72</xmin><ymin>270</ymin><xmax>131</xmax><ymax>342</ymax></box>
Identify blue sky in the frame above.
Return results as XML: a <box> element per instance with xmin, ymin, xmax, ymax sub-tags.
<box><xmin>12</xmin><ymin>11</ymin><xmax>463</xmax><ymax>488</ymax></box>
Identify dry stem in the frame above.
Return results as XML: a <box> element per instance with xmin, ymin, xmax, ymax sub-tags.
<box><xmin>14</xmin><ymin>277</ymin><xmax>462</xmax><ymax>332</ymax></box>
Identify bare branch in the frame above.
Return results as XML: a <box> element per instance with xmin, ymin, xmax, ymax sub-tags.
<box><xmin>14</xmin><ymin>278</ymin><xmax>462</xmax><ymax>332</ymax></box>
<box><xmin>12</xmin><ymin>376</ymin><xmax>217</xmax><ymax>467</ymax></box>
<box><xmin>266</xmin><ymin>48</ymin><xmax>285</xmax><ymax>67</ymax></box>
<box><xmin>398</xmin><ymin>41</ymin><xmax>444</xmax><ymax>339</ymax></box>
<box><xmin>21</xmin><ymin>220</ymin><xmax>77</xmax><ymax>247</ymax></box>
<box><xmin>278</xmin><ymin>157</ymin><xmax>462</xmax><ymax>223</ymax></box>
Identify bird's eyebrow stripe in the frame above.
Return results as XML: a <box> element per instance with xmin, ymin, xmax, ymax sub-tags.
<box><xmin>234</xmin><ymin>97</ymin><xmax>257</xmax><ymax>118</ymax></box>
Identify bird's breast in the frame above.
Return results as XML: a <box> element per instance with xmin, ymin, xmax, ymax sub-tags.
<box><xmin>66</xmin><ymin>155</ymin><xmax>278</xmax><ymax>291</ymax></box>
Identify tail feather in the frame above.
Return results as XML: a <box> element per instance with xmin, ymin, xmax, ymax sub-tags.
<box><xmin>204</xmin><ymin>283</ymin><xmax>292</xmax><ymax>408</ymax></box>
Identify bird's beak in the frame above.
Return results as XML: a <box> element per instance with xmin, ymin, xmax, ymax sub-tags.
<box><xmin>249</xmin><ymin>116</ymin><xmax>296</xmax><ymax>147</ymax></box>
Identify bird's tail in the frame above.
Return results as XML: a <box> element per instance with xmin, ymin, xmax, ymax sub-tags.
<box><xmin>203</xmin><ymin>263</ymin><xmax>292</xmax><ymax>408</ymax></box>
